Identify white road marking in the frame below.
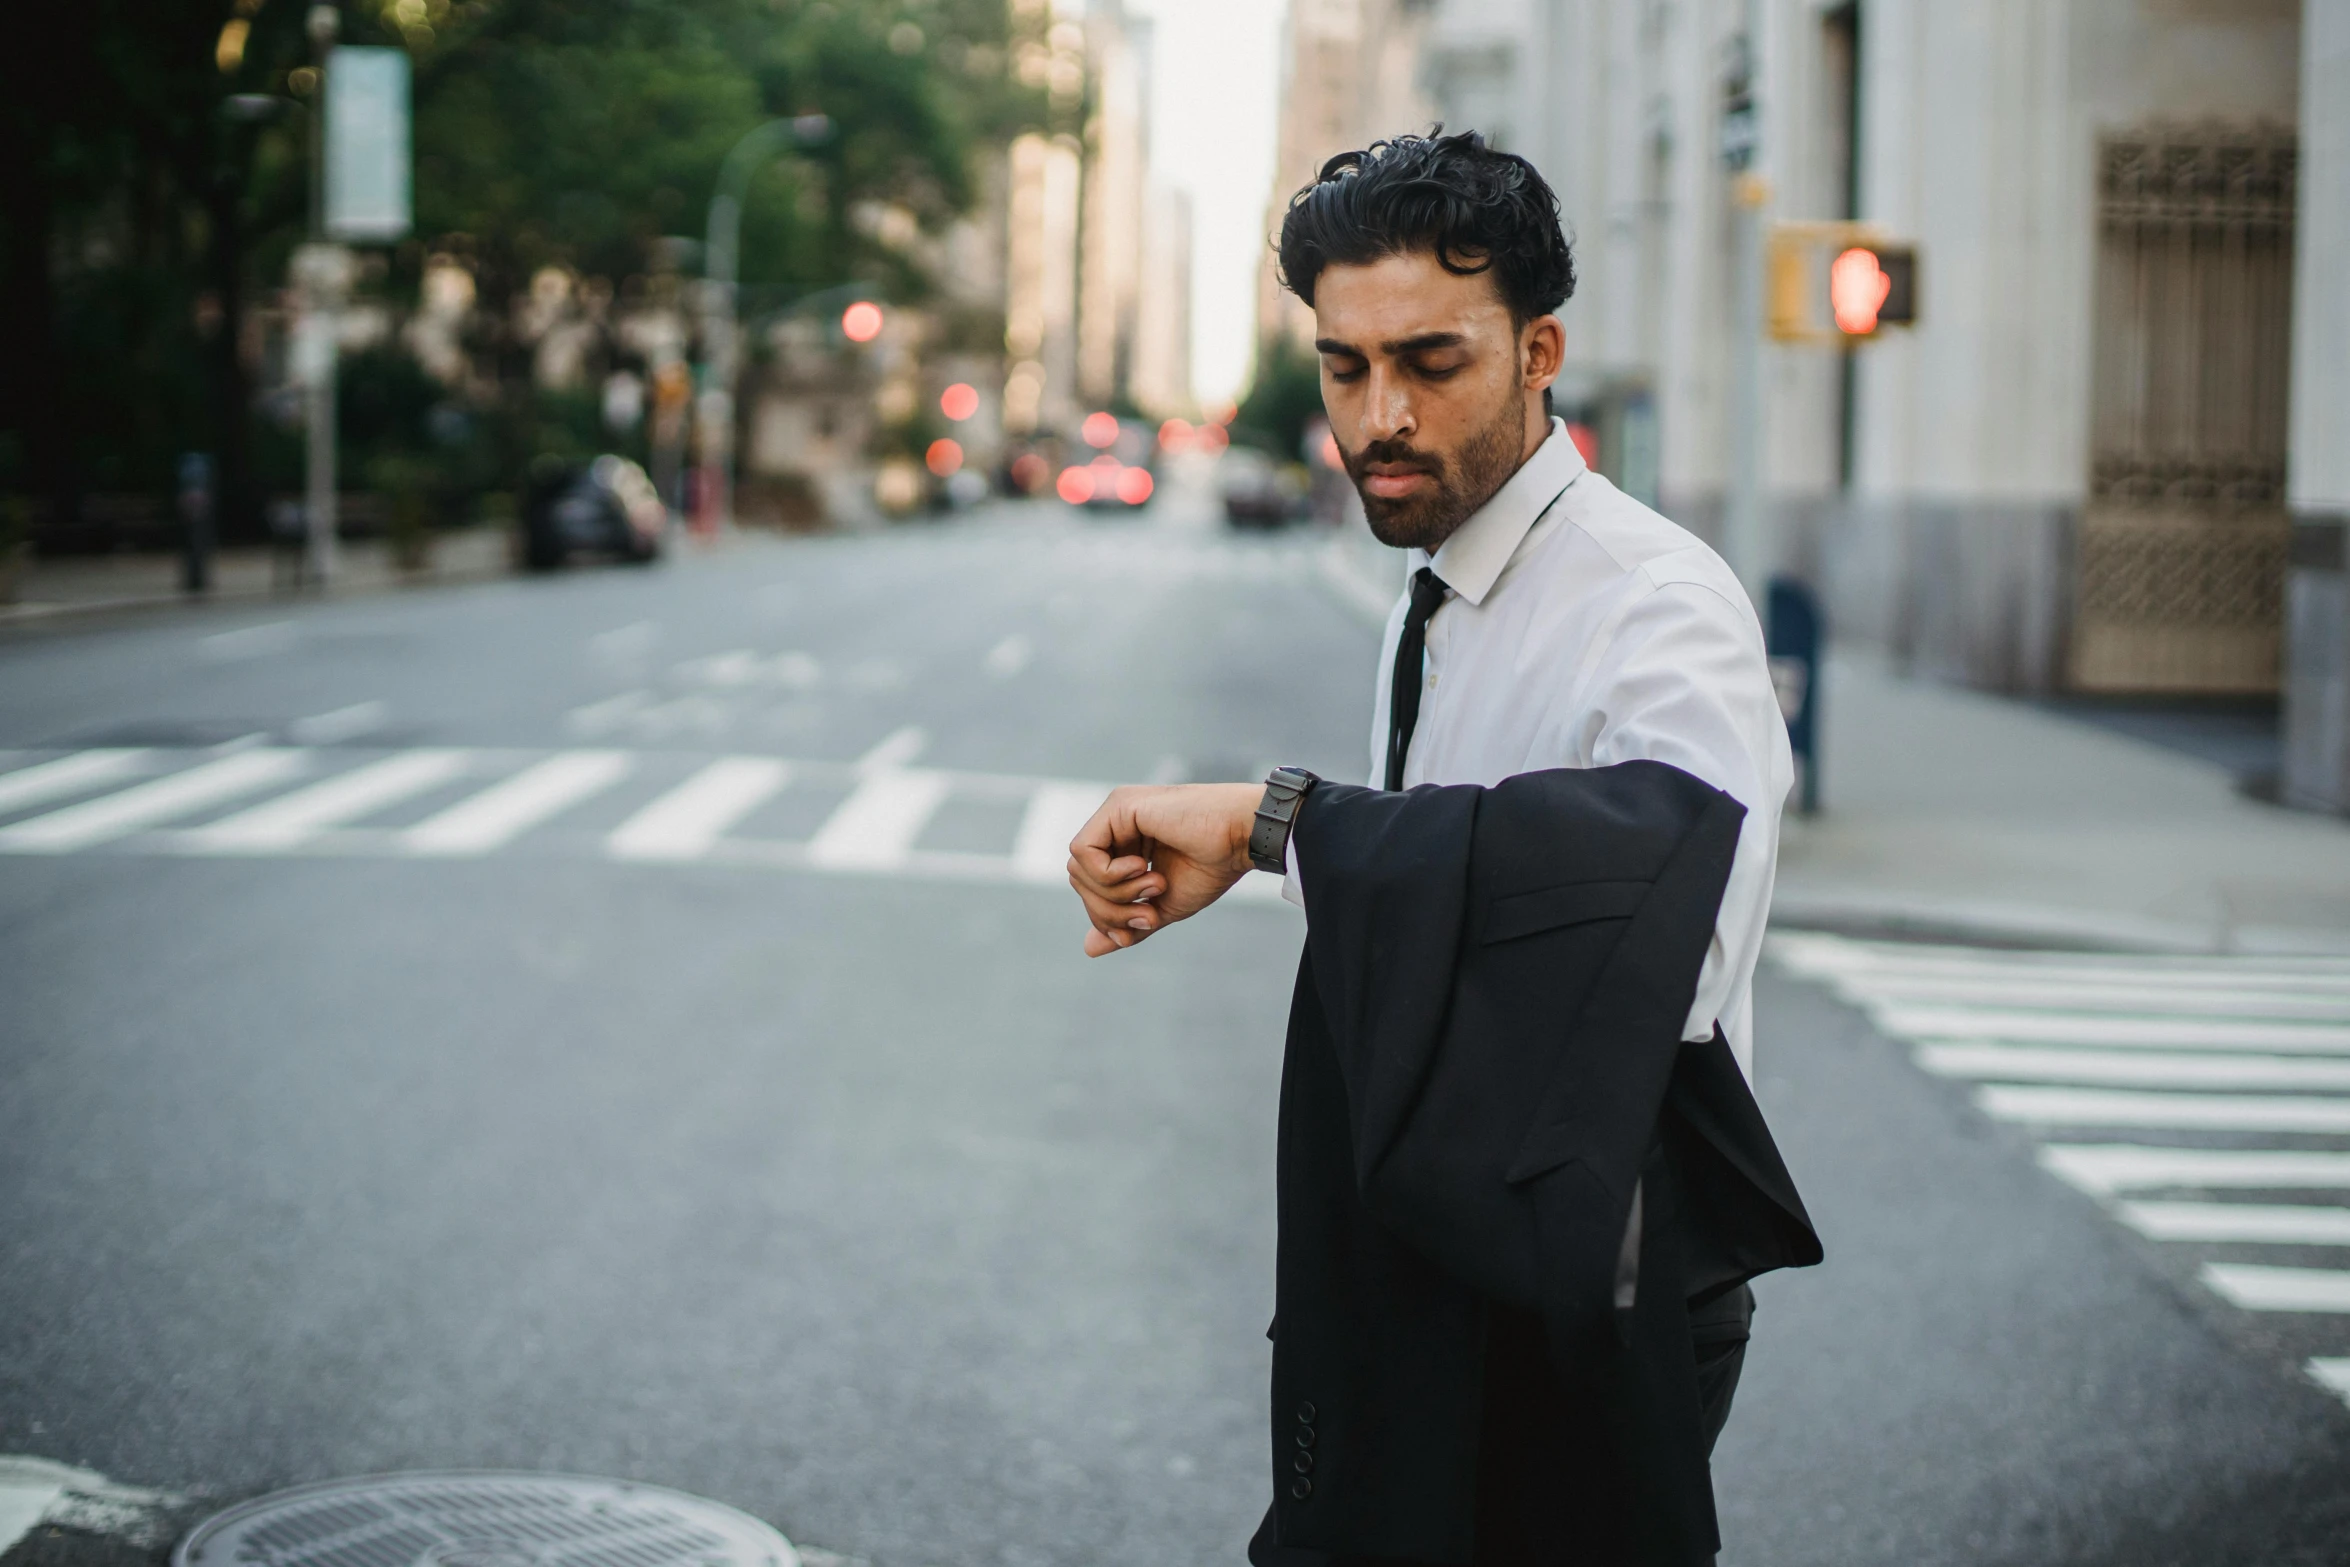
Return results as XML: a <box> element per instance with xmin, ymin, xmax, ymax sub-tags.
<box><xmin>0</xmin><ymin>743</ymin><xmax>1313</xmax><ymax>916</ymax></box>
<box><xmin>984</xmin><ymin>633</ymin><xmax>1034</xmax><ymax>679</ymax></box>
<box><xmin>1829</xmin><ymin>974</ymin><xmax>2350</xmax><ymax>1022</ymax></box>
<box><xmin>0</xmin><ymin>749</ymin><xmax>306</xmax><ymax>852</ymax></box>
<box><xmin>2117</xmin><ymin>1201</ymin><xmax>2350</xmax><ymax>1245</ymax></box>
<box><xmin>608</xmin><ymin>758</ymin><xmax>792</xmax><ymax>861</ymax></box>
<box><xmin>2200</xmin><ymin>1263</ymin><xmax>2350</xmax><ymax>1314</ymax></box>
<box><xmin>1976</xmin><ymin>1086</ymin><xmax>2350</xmax><ymax>1133</ymax></box>
<box><xmin>287</xmin><ymin>700</ymin><xmax>390</xmax><ymax>745</ymax></box>
<box><xmin>0</xmin><ymin>1480</ymin><xmax>60</xmax><ymax>1559</ymax></box>
<box><xmin>1011</xmin><ymin>781</ymin><xmax>1111</xmax><ymax>883</ymax></box>
<box><xmin>0</xmin><ymin>750</ymin><xmax>150</xmax><ymax>815</ymax></box>
<box><xmin>1918</xmin><ymin>1042</ymin><xmax>2350</xmax><ymax>1091</ymax></box>
<box><xmin>2310</xmin><ymin>1358</ymin><xmax>2350</xmax><ymax>1406</ymax></box>
<box><xmin>404</xmin><ymin>751</ymin><xmax>631</xmax><ymax>856</ymax></box>
<box><xmin>0</xmin><ymin>1456</ymin><xmax>182</xmax><ymax>1551</ymax></box>
<box><xmin>855</xmin><ymin>725</ymin><xmax>928</xmax><ymax>774</ymax></box>
<box><xmin>678</xmin><ymin>649</ymin><xmax>761</xmax><ymax>686</ymax></box>
<box><xmin>807</xmin><ymin>768</ymin><xmax>951</xmax><ymax>871</ymax></box>
<box><xmin>566</xmin><ymin>690</ymin><xmax>654</xmax><ymax>736</ymax></box>
<box><xmin>2038</xmin><ymin>1144</ymin><xmax>2350</xmax><ymax>1196</ymax></box>
<box><xmin>190</xmin><ymin>750</ymin><xmax>471</xmax><ymax>851</ymax></box>
<box><xmin>1882</xmin><ymin>1004</ymin><xmax>2350</xmax><ymax>1054</ymax></box>
<box><xmin>590</xmin><ymin>621</ymin><xmax>659</xmax><ymax>658</ymax></box>
<box><xmin>200</xmin><ymin>620</ymin><xmax>298</xmax><ymax>660</ymax></box>
<box><xmin>1771</xmin><ymin>933</ymin><xmax>2350</xmax><ymax>989</ymax></box>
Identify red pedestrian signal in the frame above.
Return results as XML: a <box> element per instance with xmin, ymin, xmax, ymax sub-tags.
<box><xmin>1828</xmin><ymin>244</ymin><xmax>1915</xmax><ymax>337</ymax></box>
<box><xmin>1830</xmin><ymin>248</ymin><xmax>1889</xmax><ymax>334</ymax></box>
<box><xmin>1768</xmin><ymin>225</ymin><xmax>1918</xmax><ymax>344</ymax></box>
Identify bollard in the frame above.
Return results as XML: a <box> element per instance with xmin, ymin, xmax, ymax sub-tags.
<box><xmin>1766</xmin><ymin>575</ymin><xmax>1823</xmax><ymax>815</ymax></box>
<box><xmin>178</xmin><ymin>452</ymin><xmax>217</xmax><ymax>595</ymax></box>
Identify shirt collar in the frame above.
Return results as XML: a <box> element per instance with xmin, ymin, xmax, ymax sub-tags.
<box><xmin>1419</xmin><ymin>417</ymin><xmax>1586</xmax><ymax>607</ymax></box>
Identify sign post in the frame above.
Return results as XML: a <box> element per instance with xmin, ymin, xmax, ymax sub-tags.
<box><xmin>299</xmin><ymin>28</ymin><xmax>411</xmax><ymax>585</ymax></box>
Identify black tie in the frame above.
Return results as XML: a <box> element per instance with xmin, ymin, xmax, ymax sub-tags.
<box><xmin>1385</xmin><ymin>566</ymin><xmax>1451</xmax><ymax>791</ymax></box>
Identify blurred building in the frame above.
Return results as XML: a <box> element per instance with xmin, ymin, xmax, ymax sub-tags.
<box><xmin>1257</xmin><ymin>0</ymin><xmax>1438</xmax><ymax>354</ymax></box>
<box><xmin>1275</xmin><ymin>0</ymin><xmax>2333</xmax><ymax>729</ymax></box>
<box><xmin>1005</xmin><ymin>131</ymin><xmax>1086</xmax><ymax>435</ymax></box>
<box><xmin>1131</xmin><ymin>186</ymin><xmax>1195</xmax><ymax>417</ymax></box>
<box><xmin>2287</xmin><ymin>0</ymin><xmax>2350</xmax><ymax>811</ymax></box>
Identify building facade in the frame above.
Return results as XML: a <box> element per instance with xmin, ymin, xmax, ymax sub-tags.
<box><xmin>1291</xmin><ymin>0</ymin><xmax>2313</xmax><ymax>713</ymax></box>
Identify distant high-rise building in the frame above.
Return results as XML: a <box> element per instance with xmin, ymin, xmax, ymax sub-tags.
<box><xmin>1257</xmin><ymin>0</ymin><xmax>1437</xmax><ymax>356</ymax></box>
<box><xmin>1132</xmin><ymin>184</ymin><xmax>1194</xmax><ymax>418</ymax></box>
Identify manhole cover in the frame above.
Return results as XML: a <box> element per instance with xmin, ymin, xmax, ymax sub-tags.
<box><xmin>173</xmin><ymin>1473</ymin><xmax>798</xmax><ymax>1567</ymax></box>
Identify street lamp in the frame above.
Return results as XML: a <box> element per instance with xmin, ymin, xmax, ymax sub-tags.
<box><xmin>298</xmin><ymin>3</ymin><xmax>343</xmax><ymax>585</ymax></box>
<box><xmin>694</xmin><ymin>114</ymin><xmax>831</xmax><ymax>532</ymax></box>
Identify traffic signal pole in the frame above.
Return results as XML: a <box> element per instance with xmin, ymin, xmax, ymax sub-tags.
<box><xmin>1727</xmin><ymin>176</ymin><xmax>1768</xmax><ymax>597</ymax></box>
<box><xmin>1719</xmin><ymin>2</ymin><xmax>1770</xmax><ymax>598</ymax></box>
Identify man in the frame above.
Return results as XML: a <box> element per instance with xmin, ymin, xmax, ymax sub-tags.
<box><xmin>1067</xmin><ymin>133</ymin><xmax>1816</xmax><ymax>1566</ymax></box>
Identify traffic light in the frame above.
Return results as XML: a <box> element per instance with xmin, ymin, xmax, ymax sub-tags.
<box><xmin>1767</xmin><ymin>224</ymin><xmax>1918</xmax><ymax>344</ymax></box>
<box><xmin>1828</xmin><ymin>243</ymin><xmax>1916</xmax><ymax>336</ymax></box>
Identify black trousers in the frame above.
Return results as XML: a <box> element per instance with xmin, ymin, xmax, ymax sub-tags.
<box><xmin>1249</xmin><ymin>1286</ymin><xmax>1755</xmax><ymax>1567</ymax></box>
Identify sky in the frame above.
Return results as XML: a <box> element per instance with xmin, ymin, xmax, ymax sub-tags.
<box><xmin>1122</xmin><ymin>0</ymin><xmax>1284</xmax><ymax>408</ymax></box>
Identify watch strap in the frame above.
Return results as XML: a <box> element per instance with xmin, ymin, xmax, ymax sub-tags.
<box><xmin>1248</xmin><ymin>766</ymin><xmax>1319</xmax><ymax>876</ymax></box>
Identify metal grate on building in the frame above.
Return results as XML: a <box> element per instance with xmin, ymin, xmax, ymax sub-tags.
<box><xmin>2075</xmin><ymin>120</ymin><xmax>2298</xmax><ymax>694</ymax></box>
<box><xmin>173</xmin><ymin>1473</ymin><xmax>799</xmax><ymax>1567</ymax></box>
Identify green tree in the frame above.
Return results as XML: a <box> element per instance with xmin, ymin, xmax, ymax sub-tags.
<box><xmin>1</xmin><ymin>0</ymin><xmax>1053</xmax><ymax>541</ymax></box>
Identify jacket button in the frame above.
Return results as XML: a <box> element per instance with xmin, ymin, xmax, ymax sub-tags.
<box><xmin>1290</xmin><ymin>1477</ymin><xmax>1313</xmax><ymax>1501</ymax></box>
<box><xmin>1292</xmin><ymin>1451</ymin><xmax>1314</xmax><ymax>1475</ymax></box>
<box><xmin>1295</xmin><ymin>1426</ymin><xmax>1316</xmax><ymax>1448</ymax></box>
<box><xmin>1295</xmin><ymin>1401</ymin><xmax>1316</xmax><ymax>1423</ymax></box>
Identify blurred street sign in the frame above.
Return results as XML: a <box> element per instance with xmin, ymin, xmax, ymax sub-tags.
<box><xmin>325</xmin><ymin>46</ymin><xmax>410</xmax><ymax>243</ymax></box>
<box><xmin>1767</xmin><ymin>222</ymin><xmax>1919</xmax><ymax>344</ymax></box>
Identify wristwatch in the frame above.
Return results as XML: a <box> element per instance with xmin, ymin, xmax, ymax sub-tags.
<box><xmin>1248</xmin><ymin>766</ymin><xmax>1320</xmax><ymax>876</ymax></box>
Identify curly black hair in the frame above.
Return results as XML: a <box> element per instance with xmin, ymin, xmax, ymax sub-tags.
<box><xmin>1276</xmin><ymin>130</ymin><xmax>1575</xmax><ymax>324</ymax></box>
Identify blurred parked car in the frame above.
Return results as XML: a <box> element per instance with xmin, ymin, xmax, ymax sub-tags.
<box><xmin>523</xmin><ymin>455</ymin><xmax>666</xmax><ymax>569</ymax></box>
<box><xmin>1056</xmin><ymin>413</ymin><xmax>1158</xmax><ymax>511</ymax></box>
<box><xmin>1220</xmin><ymin>447</ymin><xmax>1309</xmax><ymax>528</ymax></box>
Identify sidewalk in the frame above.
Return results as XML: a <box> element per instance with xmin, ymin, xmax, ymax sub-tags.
<box><xmin>1776</xmin><ymin>649</ymin><xmax>2350</xmax><ymax>954</ymax></box>
<box><xmin>0</xmin><ymin>527</ymin><xmax>513</xmax><ymax>626</ymax></box>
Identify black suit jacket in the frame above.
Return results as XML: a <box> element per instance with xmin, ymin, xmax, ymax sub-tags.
<box><xmin>1262</xmin><ymin>763</ymin><xmax>1821</xmax><ymax>1566</ymax></box>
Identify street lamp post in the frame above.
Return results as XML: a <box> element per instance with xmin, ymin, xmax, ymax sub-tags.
<box><xmin>694</xmin><ymin>114</ymin><xmax>831</xmax><ymax>532</ymax></box>
<box><xmin>1720</xmin><ymin>5</ymin><xmax>1769</xmax><ymax>598</ymax></box>
<box><xmin>298</xmin><ymin>3</ymin><xmax>342</xmax><ymax>585</ymax></box>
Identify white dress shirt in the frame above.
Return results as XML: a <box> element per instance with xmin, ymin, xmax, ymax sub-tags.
<box><xmin>1286</xmin><ymin>418</ymin><xmax>1791</xmax><ymax>1076</ymax></box>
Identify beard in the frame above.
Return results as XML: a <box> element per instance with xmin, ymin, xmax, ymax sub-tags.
<box><xmin>1342</xmin><ymin>392</ymin><xmax>1526</xmax><ymax>553</ymax></box>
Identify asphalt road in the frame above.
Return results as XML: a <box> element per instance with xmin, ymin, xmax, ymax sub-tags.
<box><xmin>4</xmin><ymin>477</ymin><xmax>2348</xmax><ymax>1567</ymax></box>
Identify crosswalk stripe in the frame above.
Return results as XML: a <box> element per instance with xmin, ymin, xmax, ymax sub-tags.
<box><xmin>0</xmin><ymin>749</ymin><xmax>306</xmax><ymax>852</ymax></box>
<box><xmin>806</xmin><ymin>768</ymin><xmax>951</xmax><ymax>871</ymax></box>
<box><xmin>1771</xmin><ymin>933</ymin><xmax>2350</xmax><ymax>989</ymax></box>
<box><xmin>0</xmin><ymin>750</ymin><xmax>151</xmax><ymax>815</ymax></box>
<box><xmin>1011</xmin><ymin>781</ymin><xmax>1112</xmax><ymax>883</ymax></box>
<box><xmin>2116</xmin><ymin>1200</ymin><xmax>2350</xmax><ymax>1245</ymax></box>
<box><xmin>1880</xmin><ymin>1004</ymin><xmax>2350</xmax><ymax>1054</ymax></box>
<box><xmin>1977</xmin><ymin>1086</ymin><xmax>2350</xmax><ymax>1133</ymax></box>
<box><xmin>1831</xmin><ymin>975</ymin><xmax>2350</xmax><ymax>1022</ymax></box>
<box><xmin>404</xmin><ymin>751</ymin><xmax>631</xmax><ymax>856</ymax></box>
<box><xmin>2200</xmin><ymin>1263</ymin><xmax>2350</xmax><ymax>1313</ymax></box>
<box><xmin>607</xmin><ymin>758</ymin><xmax>792</xmax><ymax>862</ymax></box>
<box><xmin>1918</xmin><ymin>1043</ymin><xmax>2350</xmax><ymax>1092</ymax></box>
<box><xmin>2311</xmin><ymin>1358</ymin><xmax>2350</xmax><ymax>1404</ymax></box>
<box><xmin>188</xmin><ymin>750</ymin><xmax>472</xmax><ymax>851</ymax></box>
<box><xmin>2038</xmin><ymin>1144</ymin><xmax>2350</xmax><ymax>1196</ymax></box>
